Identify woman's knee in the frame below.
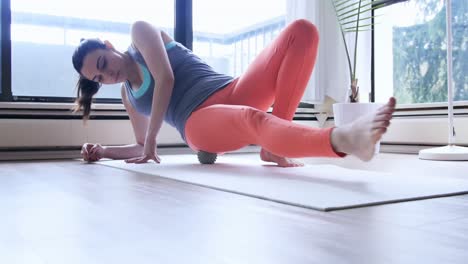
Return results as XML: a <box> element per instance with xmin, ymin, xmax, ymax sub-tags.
<box><xmin>242</xmin><ymin>107</ymin><xmax>269</xmax><ymax>134</ymax></box>
<box><xmin>292</xmin><ymin>19</ymin><xmax>319</xmax><ymax>37</ymax></box>
<box><xmin>289</xmin><ymin>19</ymin><xmax>319</xmax><ymax>47</ymax></box>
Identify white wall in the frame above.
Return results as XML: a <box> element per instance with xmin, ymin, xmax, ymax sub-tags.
<box><xmin>0</xmin><ymin>102</ymin><xmax>185</xmax><ymax>149</ymax></box>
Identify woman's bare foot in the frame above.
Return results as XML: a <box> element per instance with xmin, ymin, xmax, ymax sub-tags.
<box><xmin>260</xmin><ymin>148</ymin><xmax>304</xmax><ymax>167</ymax></box>
<box><xmin>331</xmin><ymin>97</ymin><xmax>397</xmax><ymax>161</ymax></box>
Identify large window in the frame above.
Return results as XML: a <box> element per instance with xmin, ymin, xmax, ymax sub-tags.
<box><xmin>10</xmin><ymin>0</ymin><xmax>174</xmax><ymax>100</ymax></box>
<box><xmin>375</xmin><ymin>0</ymin><xmax>467</xmax><ymax>105</ymax></box>
<box><xmin>5</xmin><ymin>0</ymin><xmax>288</xmax><ymax>102</ymax></box>
<box><xmin>193</xmin><ymin>0</ymin><xmax>286</xmax><ymax>77</ymax></box>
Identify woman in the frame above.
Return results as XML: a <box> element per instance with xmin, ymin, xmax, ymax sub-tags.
<box><xmin>73</xmin><ymin>19</ymin><xmax>396</xmax><ymax>167</ymax></box>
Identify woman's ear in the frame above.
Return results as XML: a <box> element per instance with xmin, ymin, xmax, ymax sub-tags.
<box><xmin>103</xmin><ymin>40</ymin><xmax>115</xmax><ymax>50</ymax></box>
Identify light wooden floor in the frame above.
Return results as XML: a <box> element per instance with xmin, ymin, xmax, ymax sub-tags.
<box><xmin>1</xmin><ymin>153</ymin><xmax>468</xmax><ymax>264</ymax></box>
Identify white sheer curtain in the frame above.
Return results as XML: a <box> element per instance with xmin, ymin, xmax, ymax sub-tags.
<box><xmin>286</xmin><ymin>0</ymin><xmax>372</xmax><ymax>104</ymax></box>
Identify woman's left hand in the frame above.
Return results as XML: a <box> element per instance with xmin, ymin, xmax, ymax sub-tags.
<box><xmin>125</xmin><ymin>137</ymin><xmax>161</xmax><ymax>164</ymax></box>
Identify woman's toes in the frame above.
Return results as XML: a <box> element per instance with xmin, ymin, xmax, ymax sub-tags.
<box><xmin>375</xmin><ymin>111</ymin><xmax>393</xmax><ymax>122</ymax></box>
<box><xmin>378</xmin><ymin>127</ymin><xmax>387</xmax><ymax>134</ymax></box>
<box><xmin>381</xmin><ymin>120</ymin><xmax>390</xmax><ymax>127</ymax></box>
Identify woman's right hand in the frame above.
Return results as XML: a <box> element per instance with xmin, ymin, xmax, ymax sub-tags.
<box><xmin>81</xmin><ymin>143</ymin><xmax>104</xmax><ymax>162</ymax></box>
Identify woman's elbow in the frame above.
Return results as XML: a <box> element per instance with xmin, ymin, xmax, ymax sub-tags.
<box><xmin>161</xmin><ymin>75</ymin><xmax>175</xmax><ymax>88</ymax></box>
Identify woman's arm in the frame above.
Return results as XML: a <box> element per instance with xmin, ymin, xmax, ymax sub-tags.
<box><xmin>82</xmin><ymin>143</ymin><xmax>143</xmax><ymax>161</ymax></box>
<box><xmin>101</xmin><ymin>85</ymin><xmax>150</xmax><ymax>159</ymax></box>
<box><xmin>83</xmin><ymin>85</ymin><xmax>149</xmax><ymax>161</ymax></box>
<box><xmin>101</xmin><ymin>144</ymin><xmax>144</xmax><ymax>160</ymax></box>
<box><xmin>127</xmin><ymin>21</ymin><xmax>175</xmax><ymax>163</ymax></box>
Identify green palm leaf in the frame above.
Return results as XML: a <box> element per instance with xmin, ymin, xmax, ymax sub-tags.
<box><xmin>330</xmin><ymin>0</ymin><xmax>409</xmax><ymax>102</ymax></box>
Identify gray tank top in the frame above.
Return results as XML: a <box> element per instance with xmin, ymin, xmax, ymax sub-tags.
<box><xmin>124</xmin><ymin>41</ymin><xmax>234</xmax><ymax>141</ymax></box>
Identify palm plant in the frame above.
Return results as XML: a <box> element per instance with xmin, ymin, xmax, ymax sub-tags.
<box><xmin>331</xmin><ymin>0</ymin><xmax>409</xmax><ymax>102</ymax></box>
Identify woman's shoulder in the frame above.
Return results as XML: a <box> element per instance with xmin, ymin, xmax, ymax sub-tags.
<box><xmin>130</xmin><ymin>21</ymin><xmax>155</xmax><ymax>33</ymax></box>
<box><xmin>130</xmin><ymin>21</ymin><xmax>173</xmax><ymax>45</ymax></box>
<box><xmin>130</xmin><ymin>21</ymin><xmax>157</xmax><ymax>43</ymax></box>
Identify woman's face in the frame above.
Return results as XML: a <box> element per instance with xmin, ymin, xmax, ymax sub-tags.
<box><xmin>80</xmin><ymin>46</ymin><xmax>128</xmax><ymax>85</ymax></box>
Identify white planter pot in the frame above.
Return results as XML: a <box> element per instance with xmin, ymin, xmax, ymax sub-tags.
<box><xmin>332</xmin><ymin>102</ymin><xmax>384</xmax><ymax>154</ymax></box>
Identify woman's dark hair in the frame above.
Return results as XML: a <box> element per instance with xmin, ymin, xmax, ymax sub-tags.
<box><xmin>72</xmin><ymin>38</ymin><xmax>107</xmax><ymax>121</ymax></box>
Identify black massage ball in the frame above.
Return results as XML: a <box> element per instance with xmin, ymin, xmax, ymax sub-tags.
<box><xmin>197</xmin><ymin>151</ymin><xmax>217</xmax><ymax>164</ymax></box>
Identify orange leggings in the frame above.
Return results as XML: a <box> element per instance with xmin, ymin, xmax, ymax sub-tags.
<box><xmin>185</xmin><ymin>19</ymin><xmax>341</xmax><ymax>158</ymax></box>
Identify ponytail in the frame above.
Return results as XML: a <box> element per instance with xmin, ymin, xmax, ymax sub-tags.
<box><xmin>73</xmin><ymin>76</ymin><xmax>101</xmax><ymax>121</ymax></box>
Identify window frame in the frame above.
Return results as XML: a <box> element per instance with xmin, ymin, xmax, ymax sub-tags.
<box><xmin>1</xmin><ymin>0</ymin><xmax>12</xmax><ymax>101</ymax></box>
<box><xmin>1</xmin><ymin>0</ymin><xmax>467</xmax><ymax>111</ymax></box>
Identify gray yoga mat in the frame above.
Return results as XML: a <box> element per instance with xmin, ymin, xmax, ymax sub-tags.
<box><xmin>98</xmin><ymin>154</ymin><xmax>468</xmax><ymax>211</ymax></box>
